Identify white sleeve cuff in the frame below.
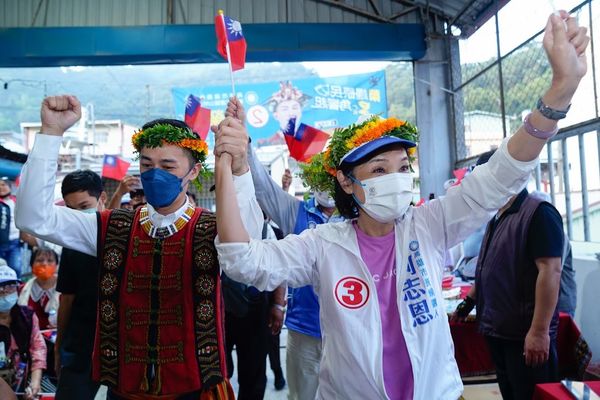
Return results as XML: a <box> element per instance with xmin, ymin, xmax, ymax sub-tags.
<box><xmin>29</xmin><ymin>134</ymin><xmax>63</xmax><ymax>160</ymax></box>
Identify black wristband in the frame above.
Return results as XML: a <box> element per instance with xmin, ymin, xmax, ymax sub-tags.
<box><xmin>455</xmin><ymin>295</ymin><xmax>476</xmax><ymax>318</ymax></box>
<box><xmin>536</xmin><ymin>97</ymin><xmax>570</xmax><ymax>120</ymax></box>
<box><xmin>464</xmin><ymin>295</ymin><xmax>475</xmax><ymax>307</ymax></box>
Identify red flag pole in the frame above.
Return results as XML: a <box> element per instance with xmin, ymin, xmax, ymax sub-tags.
<box><xmin>218</xmin><ymin>10</ymin><xmax>237</xmax><ymax>96</ymax></box>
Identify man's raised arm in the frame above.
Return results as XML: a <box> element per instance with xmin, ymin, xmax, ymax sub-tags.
<box><xmin>15</xmin><ymin>95</ymin><xmax>98</xmax><ymax>257</ymax></box>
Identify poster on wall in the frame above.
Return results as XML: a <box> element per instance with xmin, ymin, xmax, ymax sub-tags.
<box><xmin>171</xmin><ymin>71</ymin><xmax>387</xmax><ymax>146</ymax></box>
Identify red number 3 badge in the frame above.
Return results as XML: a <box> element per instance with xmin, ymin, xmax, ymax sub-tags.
<box><xmin>335</xmin><ymin>277</ymin><xmax>370</xmax><ymax>309</ymax></box>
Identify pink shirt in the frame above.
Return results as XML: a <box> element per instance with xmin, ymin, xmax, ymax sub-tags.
<box><xmin>354</xmin><ymin>223</ymin><xmax>414</xmax><ymax>400</ymax></box>
<box><xmin>8</xmin><ymin>313</ymin><xmax>47</xmax><ymax>371</ymax></box>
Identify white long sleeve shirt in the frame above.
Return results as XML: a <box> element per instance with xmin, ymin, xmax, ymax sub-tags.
<box><xmin>15</xmin><ymin>133</ymin><xmax>263</xmax><ymax>256</ymax></box>
<box><xmin>217</xmin><ymin>138</ymin><xmax>538</xmax><ymax>400</ymax></box>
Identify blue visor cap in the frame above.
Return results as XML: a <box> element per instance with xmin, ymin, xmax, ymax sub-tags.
<box><xmin>340</xmin><ymin>135</ymin><xmax>416</xmax><ymax>166</ymax></box>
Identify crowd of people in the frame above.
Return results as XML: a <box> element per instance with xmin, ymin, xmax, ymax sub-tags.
<box><xmin>0</xmin><ymin>10</ymin><xmax>589</xmax><ymax>400</ymax></box>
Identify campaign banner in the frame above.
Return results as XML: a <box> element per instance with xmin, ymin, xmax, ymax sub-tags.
<box><xmin>171</xmin><ymin>71</ymin><xmax>387</xmax><ymax>145</ymax></box>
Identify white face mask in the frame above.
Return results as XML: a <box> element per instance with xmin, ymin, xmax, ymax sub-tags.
<box><xmin>351</xmin><ymin>173</ymin><xmax>413</xmax><ymax>223</ymax></box>
<box><xmin>314</xmin><ymin>191</ymin><xmax>336</xmax><ymax>209</ymax></box>
<box><xmin>0</xmin><ymin>292</ymin><xmax>17</xmax><ymax>312</ymax></box>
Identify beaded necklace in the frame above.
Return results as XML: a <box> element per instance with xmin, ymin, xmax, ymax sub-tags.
<box><xmin>139</xmin><ymin>202</ymin><xmax>195</xmax><ymax>239</ymax></box>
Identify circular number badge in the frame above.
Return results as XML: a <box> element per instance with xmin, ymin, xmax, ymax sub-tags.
<box><xmin>334</xmin><ymin>277</ymin><xmax>370</xmax><ymax>309</ymax></box>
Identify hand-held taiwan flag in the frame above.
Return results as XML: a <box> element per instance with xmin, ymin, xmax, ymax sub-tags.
<box><xmin>283</xmin><ymin>118</ymin><xmax>330</xmax><ymax>163</ymax></box>
<box><xmin>102</xmin><ymin>155</ymin><xmax>130</xmax><ymax>181</ymax></box>
<box><xmin>215</xmin><ymin>11</ymin><xmax>246</xmax><ymax>71</ymax></box>
<box><xmin>185</xmin><ymin>95</ymin><xmax>211</xmax><ymax>140</ymax></box>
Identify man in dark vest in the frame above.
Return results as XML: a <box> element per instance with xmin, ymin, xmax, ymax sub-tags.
<box><xmin>454</xmin><ymin>153</ymin><xmax>564</xmax><ymax>400</ymax></box>
<box><xmin>15</xmin><ymin>95</ymin><xmax>262</xmax><ymax>399</ymax></box>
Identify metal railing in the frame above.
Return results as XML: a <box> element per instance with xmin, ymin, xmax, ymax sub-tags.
<box><xmin>454</xmin><ymin>0</ymin><xmax>600</xmax><ymax>242</ymax></box>
<box><xmin>535</xmin><ymin>119</ymin><xmax>600</xmax><ymax>241</ymax></box>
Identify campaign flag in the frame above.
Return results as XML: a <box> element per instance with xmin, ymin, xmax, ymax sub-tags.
<box><xmin>283</xmin><ymin>118</ymin><xmax>329</xmax><ymax>162</ymax></box>
<box><xmin>215</xmin><ymin>12</ymin><xmax>247</xmax><ymax>71</ymax></box>
<box><xmin>185</xmin><ymin>95</ymin><xmax>211</xmax><ymax>140</ymax></box>
<box><xmin>102</xmin><ymin>155</ymin><xmax>130</xmax><ymax>181</ymax></box>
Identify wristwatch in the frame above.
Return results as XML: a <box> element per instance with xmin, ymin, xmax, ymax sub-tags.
<box><xmin>536</xmin><ymin>97</ymin><xmax>570</xmax><ymax>120</ymax></box>
<box><xmin>273</xmin><ymin>303</ymin><xmax>287</xmax><ymax>313</ymax></box>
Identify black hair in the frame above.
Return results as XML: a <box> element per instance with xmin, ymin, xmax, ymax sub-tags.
<box><xmin>333</xmin><ymin>143</ymin><xmax>410</xmax><ymax>219</ymax></box>
<box><xmin>61</xmin><ymin>169</ymin><xmax>103</xmax><ymax>198</ymax></box>
<box><xmin>30</xmin><ymin>247</ymin><xmax>59</xmax><ymax>267</ymax></box>
<box><xmin>476</xmin><ymin>149</ymin><xmax>496</xmax><ymax>166</ymax></box>
<box><xmin>334</xmin><ymin>163</ymin><xmax>360</xmax><ymax>220</ymax></box>
<box><xmin>141</xmin><ymin>119</ymin><xmax>199</xmax><ymax>168</ymax></box>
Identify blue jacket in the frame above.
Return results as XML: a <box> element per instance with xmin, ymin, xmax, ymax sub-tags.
<box><xmin>284</xmin><ymin>198</ymin><xmax>329</xmax><ymax>337</ymax></box>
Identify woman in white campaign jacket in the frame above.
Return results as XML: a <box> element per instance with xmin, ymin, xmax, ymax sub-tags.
<box><xmin>213</xmin><ymin>12</ymin><xmax>588</xmax><ymax>400</ymax></box>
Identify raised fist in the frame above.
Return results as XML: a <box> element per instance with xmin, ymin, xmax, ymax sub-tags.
<box><xmin>41</xmin><ymin>95</ymin><xmax>82</xmax><ymax>136</ymax></box>
<box><xmin>116</xmin><ymin>175</ymin><xmax>142</xmax><ymax>196</ymax></box>
<box><xmin>225</xmin><ymin>97</ymin><xmax>246</xmax><ymax>125</ymax></box>
<box><xmin>543</xmin><ymin>11</ymin><xmax>589</xmax><ymax>94</ymax></box>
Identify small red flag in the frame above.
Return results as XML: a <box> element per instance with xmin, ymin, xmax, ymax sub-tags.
<box><xmin>184</xmin><ymin>95</ymin><xmax>211</xmax><ymax>141</ymax></box>
<box><xmin>283</xmin><ymin>121</ymin><xmax>329</xmax><ymax>163</ymax></box>
<box><xmin>102</xmin><ymin>155</ymin><xmax>130</xmax><ymax>181</ymax></box>
<box><xmin>215</xmin><ymin>12</ymin><xmax>247</xmax><ymax>71</ymax></box>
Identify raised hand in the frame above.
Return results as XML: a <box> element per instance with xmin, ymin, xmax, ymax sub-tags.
<box><xmin>40</xmin><ymin>95</ymin><xmax>82</xmax><ymax>136</ymax></box>
<box><xmin>543</xmin><ymin>11</ymin><xmax>589</xmax><ymax>95</ymax></box>
<box><xmin>212</xmin><ymin>116</ymin><xmax>249</xmax><ymax>176</ymax></box>
<box><xmin>116</xmin><ymin>175</ymin><xmax>142</xmax><ymax>196</ymax></box>
<box><xmin>225</xmin><ymin>97</ymin><xmax>246</xmax><ymax>125</ymax></box>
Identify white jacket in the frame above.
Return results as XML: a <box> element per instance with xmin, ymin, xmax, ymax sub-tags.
<box><xmin>216</xmin><ymin>139</ymin><xmax>537</xmax><ymax>399</ymax></box>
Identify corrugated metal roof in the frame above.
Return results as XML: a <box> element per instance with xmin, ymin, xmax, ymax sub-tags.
<box><xmin>408</xmin><ymin>0</ymin><xmax>511</xmax><ymax>36</ymax></box>
<box><xmin>0</xmin><ymin>0</ymin><xmax>506</xmax><ymax>36</ymax></box>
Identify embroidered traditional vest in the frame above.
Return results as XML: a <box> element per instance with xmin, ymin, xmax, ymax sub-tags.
<box><xmin>93</xmin><ymin>208</ymin><xmax>226</xmax><ymax>396</ymax></box>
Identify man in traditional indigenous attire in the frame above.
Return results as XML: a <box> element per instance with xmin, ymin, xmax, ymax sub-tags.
<box><xmin>15</xmin><ymin>95</ymin><xmax>262</xmax><ymax>400</ymax></box>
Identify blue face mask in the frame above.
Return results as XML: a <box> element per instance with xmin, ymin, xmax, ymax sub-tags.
<box><xmin>140</xmin><ymin>168</ymin><xmax>191</xmax><ymax>209</ymax></box>
<box><xmin>80</xmin><ymin>207</ymin><xmax>97</xmax><ymax>214</ymax></box>
<box><xmin>0</xmin><ymin>292</ymin><xmax>17</xmax><ymax>312</ymax></box>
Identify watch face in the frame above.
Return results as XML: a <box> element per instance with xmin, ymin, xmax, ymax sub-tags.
<box><xmin>537</xmin><ymin>97</ymin><xmax>569</xmax><ymax>120</ymax></box>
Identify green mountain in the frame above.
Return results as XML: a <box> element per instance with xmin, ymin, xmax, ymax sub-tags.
<box><xmin>0</xmin><ymin>43</ymin><xmax>548</xmax><ymax>135</ymax></box>
<box><xmin>0</xmin><ymin>62</ymin><xmax>317</xmax><ymax>132</ymax></box>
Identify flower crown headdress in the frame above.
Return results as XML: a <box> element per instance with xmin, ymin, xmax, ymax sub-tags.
<box><xmin>131</xmin><ymin>123</ymin><xmax>210</xmax><ymax>189</ymax></box>
<box><xmin>299</xmin><ymin>116</ymin><xmax>419</xmax><ymax>195</ymax></box>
